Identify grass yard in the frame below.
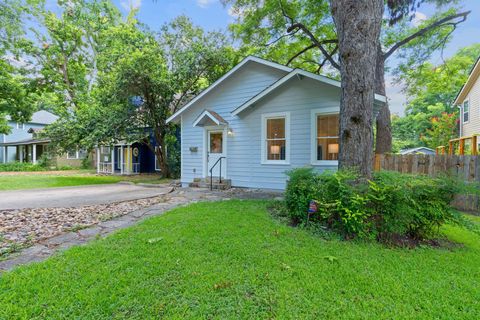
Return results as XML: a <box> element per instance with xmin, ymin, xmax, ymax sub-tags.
<box><xmin>1</xmin><ymin>201</ymin><xmax>479</xmax><ymax>319</ymax></box>
<box><xmin>0</xmin><ymin>172</ymin><xmax>170</xmax><ymax>190</ymax></box>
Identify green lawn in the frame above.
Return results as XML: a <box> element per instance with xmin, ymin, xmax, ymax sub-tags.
<box><xmin>0</xmin><ymin>173</ymin><xmax>170</xmax><ymax>190</ymax></box>
<box><xmin>1</xmin><ymin>201</ymin><xmax>479</xmax><ymax>319</ymax></box>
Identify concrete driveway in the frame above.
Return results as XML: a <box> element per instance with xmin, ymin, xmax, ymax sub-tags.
<box><xmin>0</xmin><ymin>183</ymin><xmax>173</xmax><ymax>209</ymax></box>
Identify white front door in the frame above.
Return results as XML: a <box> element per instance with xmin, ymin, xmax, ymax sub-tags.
<box><xmin>207</xmin><ymin>130</ymin><xmax>226</xmax><ymax>179</ymax></box>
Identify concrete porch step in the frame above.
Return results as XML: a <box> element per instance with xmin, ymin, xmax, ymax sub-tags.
<box><xmin>189</xmin><ymin>178</ymin><xmax>231</xmax><ymax>190</ymax></box>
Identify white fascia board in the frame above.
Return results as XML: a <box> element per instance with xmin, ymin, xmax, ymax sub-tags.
<box><xmin>232</xmin><ymin>69</ymin><xmax>387</xmax><ymax>116</ymax></box>
<box><xmin>166</xmin><ymin>56</ymin><xmax>292</xmax><ymax>124</ymax></box>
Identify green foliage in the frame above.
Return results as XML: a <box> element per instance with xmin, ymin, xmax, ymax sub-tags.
<box><xmin>285</xmin><ymin>168</ymin><xmax>462</xmax><ymax>242</ymax></box>
<box><xmin>393</xmin><ymin>44</ymin><xmax>480</xmax><ymax>147</ymax></box>
<box><xmin>81</xmin><ymin>156</ymin><xmax>92</xmax><ymax>170</ymax></box>
<box><xmin>37</xmin><ymin>153</ymin><xmax>51</xmax><ymax>168</ymax></box>
<box><xmin>46</xmin><ymin>15</ymin><xmax>238</xmax><ymax>177</ymax></box>
<box><xmin>58</xmin><ymin>165</ymin><xmax>74</xmax><ymax>171</ymax></box>
<box><xmin>421</xmin><ymin>112</ymin><xmax>458</xmax><ymax>148</ymax></box>
<box><xmin>0</xmin><ymin>162</ymin><xmax>46</xmax><ymax>172</ymax></box>
<box><xmin>1</xmin><ymin>201</ymin><xmax>480</xmax><ymax>318</ymax></box>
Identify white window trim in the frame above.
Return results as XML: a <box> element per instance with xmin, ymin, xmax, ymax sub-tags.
<box><xmin>67</xmin><ymin>149</ymin><xmax>87</xmax><ymax>160</ymax></box>
<box><xmin>67</xmin><ymin>150</ymin><xmax>78</xmax><ymax>159</ymax></box>
<box><xmin>261</xmin><ymin>112</ymin><xmax>290</xmax><ymax>165</ymax></box>
<box><xmin>311</xmin><ymin>107</ymin><xmax>340</xmax><ymax>166</ymax></box>
<box><xmin>463</xmin><ymin>99</ymin><xmax>470</xmax><ymax>124</ymax></box>
<box><xmin>16</xmin><ymin>123</ymin><xmax>25</xmax><ymax>130</ymax></box>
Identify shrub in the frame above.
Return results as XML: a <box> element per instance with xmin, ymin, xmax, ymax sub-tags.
<box><xmin>58</xmin><ymin>165</ymin><xmax>74</xmax><ymax>171</ymax></box>
<box><xmin>285</xmin><ymin>168</ymin><xmax>461</xmax><ymax>242</ymax></box>
<box><xmin>0</xmin><ymin>162</ymin><xmax>46</xmax><ymax>172</ymax></box>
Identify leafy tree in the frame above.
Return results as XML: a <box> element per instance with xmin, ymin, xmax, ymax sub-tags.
<box><xmin>224</xmin><ymin>0</ymin><xmax>471</xmax><ymax>166</ymax></box>
<box><xmin>48</xmin><ymin>16</ymin><xmax>238</xmax><ymax>177</ymax></box>
<box><xmin>392</xmin><ymin>43</ymin><xmax>480</xmax><ymax>148</ymax></box>
<box><xmin>22</xmin><ymin>0</ymin><xmax>121</xmax><ymax>114</ymax></box>
<box><xmin>0</xmin><ymin>0</ymin><xmax>36</xmax><ymax>133</ymax></box>
<box><xmin>421</xmin><ymin>112</ymin><xmax>458</xmax><ymax>149</ymax></box>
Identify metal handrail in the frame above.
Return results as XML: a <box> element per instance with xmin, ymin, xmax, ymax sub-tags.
<box><xmin>209</xmin><ymin>156</ymin><xmax>226</xmax><ymax>190</ymax></box>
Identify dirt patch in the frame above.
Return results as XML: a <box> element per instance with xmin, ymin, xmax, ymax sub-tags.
<box><xmin>0</xmin><ymin>195</ymin><xmax>167</xmax><ymax>257</ymax></box>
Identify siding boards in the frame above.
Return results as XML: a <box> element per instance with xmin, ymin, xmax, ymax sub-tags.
<box><xmin>181</xmin><ymin>64</ymin><xmax>342</xmax><ymax>189</ymax></box>
<box><xmin>462</xmin><ymin>72</ymin><xmax>480</xmax><ymax>136</ymax></box>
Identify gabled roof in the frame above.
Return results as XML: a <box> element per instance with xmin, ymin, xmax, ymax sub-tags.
<box><xmin>6</xmin><ymin>110</ymin><xmax>58</xmax><ymax>125</ymax></box>
<box><xmin>0</xmin><ymin>137</ymin><xmax>50</xmax><ymax>146</ymax></box>
<box><xmin>454</xmin><ymin>56</ymin><xmax>480</xmax><ymax>105</ymax></box>
<box><xmin>166</xmin><ymin>56</ymin><xmax>292</xmax><ymax>123</ymax></box>
<box><xmin>192</xmin><ymin>110</ymin><xmax>228</xmax><ymax>127</ymax></box>
<box><xmin>232</xmin><ymin>69</ymin><xmax>387</xmax><ymax>116</ymax></box>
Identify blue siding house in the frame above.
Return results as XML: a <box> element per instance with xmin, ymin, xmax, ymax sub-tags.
<box><xmin>1</xmin><ymin>110</ymin><xmax>58</xmax><ymax>164</ymax></box>
<box><xmin>167</xmin><ymin>56</ymin><xmax>386</xmax><ymax>190</ymax></box>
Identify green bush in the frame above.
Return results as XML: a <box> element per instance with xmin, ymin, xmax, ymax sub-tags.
<box><xmin>285</xmin><ymin>168</ymin><xmax>461</xmax><ymax>242</ymax></box>
<box><xmin>0</xmin><ymin>162</ymin><xmax>47</xmax><ymax>172</ymax></box>
<box><xmin>58</xmin><ymin>165</ymin><xmax>74</xmax><ymax>171</ymax></box>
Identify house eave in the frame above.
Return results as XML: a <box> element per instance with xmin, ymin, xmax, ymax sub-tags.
<box><xmin>453</xmin><ymin>56</ymin><xmax>480</xmax><ymax>105</ymax></box>
<box><xmin>231</xmin><ymin>69</ymin><xmax>387</xmax><ymax>116</ymax></box>
<box><xmin>166</xmin><ymin>56</ymin><xmax>292</xmax><ymax>124</ymax></box>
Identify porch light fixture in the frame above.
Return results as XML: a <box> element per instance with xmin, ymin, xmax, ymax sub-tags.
<box><xmin>227</xmin><ymin>128</ymin><xmax>234</xmax><ymax>136</ymax></box>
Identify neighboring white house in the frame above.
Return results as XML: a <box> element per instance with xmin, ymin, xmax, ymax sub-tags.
<box><xmin>167</xmin><ymin>56</ymin><xmax>386</xmax><ymax>190</ymax></box>
<box><xmin>455</xmin><ymin>57</ymin><xmax>480</xmax><ymax>139</ymax></box>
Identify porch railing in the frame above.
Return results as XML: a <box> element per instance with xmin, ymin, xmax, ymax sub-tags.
<box><xmin>209</xmin><ymin>156</ymin><xmax>226</xmax><ymax>190</ymax></box>
<box><xmin>121</xmin><ymin>162</ymin><xmax>140</xmax><ymax>174</ymax></box>
<box><xmin>98</xmin><ymin>162</ymin><xmax>113</xmax><ymax>173</ymax></box>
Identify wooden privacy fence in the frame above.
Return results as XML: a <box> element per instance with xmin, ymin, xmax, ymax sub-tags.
<box><xmin>374</xmin><ymin>154</ymin><xmax>480</xmax><ymax>212</ymax></box>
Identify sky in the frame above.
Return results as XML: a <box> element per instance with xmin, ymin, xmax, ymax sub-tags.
<box><xmin>114</xmin><ymin>0</ymin><xmax>480</xmax><ymax>116</ymax></box>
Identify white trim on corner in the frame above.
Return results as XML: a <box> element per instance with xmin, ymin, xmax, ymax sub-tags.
<box><xmin>261</xmin><ymin>112</ymin><xmax>290</xmax><ymax>165</ymax></box>
<box><xmin>310</xmin><ymin>107</ymin><xmax>340</xmax><ymax>166</ymax></box>
<box><xmin>166</xmin><ymin>56</ymin><xmax>292</xmax><ymax>124</ymax></box>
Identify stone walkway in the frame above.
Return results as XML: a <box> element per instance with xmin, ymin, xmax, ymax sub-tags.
<box><xmin>0</xmin><ymin>187</ymin><xmax>282</xmax><ymax>272</ymax></box>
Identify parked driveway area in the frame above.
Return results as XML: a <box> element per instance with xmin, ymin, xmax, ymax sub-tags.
<box><xmin>0</xmin><ymin>183</ymin><xmax>172</xmax><ymax>209</ymax></box>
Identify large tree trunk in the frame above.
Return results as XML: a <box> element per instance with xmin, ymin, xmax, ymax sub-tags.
<box><xmin>330</xmin><ymin>0</ymin><xmax>384</xmax><ymax>178</ymax></box>
<box><xmin>374</xmin><ymin>50</ymin><xmax>393</xmax><ymax>154</ymax></box>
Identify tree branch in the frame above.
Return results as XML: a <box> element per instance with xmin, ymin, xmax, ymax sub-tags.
<box><xmin>383</xmin><ymin>11</ymin><xmax>471</xmax><ymax>60</ymax></box>
<box><xmin>286</xmin><ymin>40</ymin><xmax>337</xmax><ymax>66</ymax></box>
<box><xmin>287</xmin><ymin>22</ymin><xmax>340</xmax><ymax>70</ymax></box>
<box><xmin>278</xmin><ymin>0</ymin><xmax>340</xmax><ymax>70</ymax></box>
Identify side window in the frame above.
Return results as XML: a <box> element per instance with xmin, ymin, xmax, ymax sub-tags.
<box><xmin>463</xmin><ymin>100</ymin><xmax>469</xmax><ymax>123</ymax></box>
<box><xmin>261</xmin><ymin>112</ymin><xmax>290</xmax><ymax>164</ymax></box>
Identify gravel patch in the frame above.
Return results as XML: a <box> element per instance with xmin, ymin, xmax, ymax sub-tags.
<box><xmin>0</xmin><ymin>196</ymin><xmax>166</xmax><ymax>257</ymax></box>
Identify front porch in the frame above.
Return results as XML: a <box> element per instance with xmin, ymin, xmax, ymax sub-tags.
<box><xmin>96</xmin><ymin>143</ymin><xmax>157</xmax><ymax>175</ymax></box>
<box><xmin>1</xmin><ymin>138</ymin><xmax>50</xmax><ymax>164</ymax></box>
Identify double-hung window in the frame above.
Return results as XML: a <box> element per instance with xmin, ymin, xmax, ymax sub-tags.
<box><xmin>261</xmin><ymin>112</ymin><xmax>290</xmax><ymax>164</ymax></box>
<box><xmin>463</xmin><ymin>100</ymin><xmax>469</xmax><ymax>123</ymax></box>
<box><xmin>67</xmin><ymin>149</ymin><xmax>87</xmax><ymax>159</ymax></box>
<box><xmin>312</xmin><ymin>111</ymin><xmax>339</xmax><ymax>164</ymax></box>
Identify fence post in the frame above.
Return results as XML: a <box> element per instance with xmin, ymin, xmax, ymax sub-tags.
<box><xmin>473</xmin><ymin>135</ymin><xmax>478</xmax><ymax>156</ymax></box>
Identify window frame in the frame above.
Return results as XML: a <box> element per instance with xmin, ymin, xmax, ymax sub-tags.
<box><xmin>16</xmin><ymin>123</ymin><xmax>25</xmax><ymax>130</ymax></box>
<box><xmin>311</xmin><ymin>107</ymin><xmax>340</xmax><ymax>166</ymax></box>
<box><xmin>67</xmin><ymin>148</ymin><xmax>87</xmax><ymax>160</ymax></box>
<box><xmin>463</xmin><ymin>99</ymin><xmax>469</xmax><ymax>124</ymax></box>
<box><xmin>261</xmin><ymin>112</ymin><xmax>290</xmax><ymax>165</ymax></box>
